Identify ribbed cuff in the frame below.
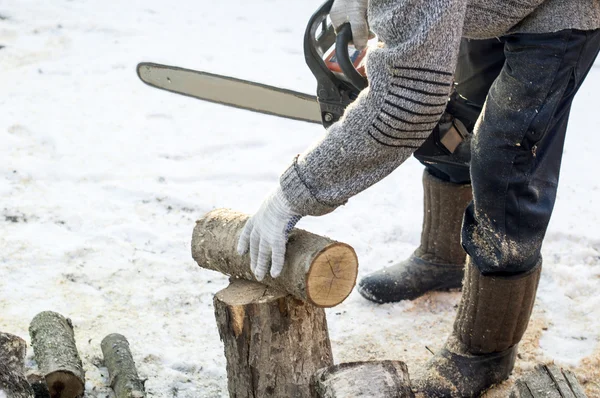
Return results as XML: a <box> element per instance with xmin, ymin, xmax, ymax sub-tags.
<box><xmin>279</xmin><ymin>157</ymin><xmax>339</xmax><ymax>217</ymax></box>
<box><xmin>454</xmin><ymin>257</ymin><xmax>542</xmax><ymax>354</ymax></box>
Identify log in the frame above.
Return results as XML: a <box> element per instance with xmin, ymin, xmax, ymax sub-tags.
<box><xmin>100</xmin><ymin>333</ymin><xmax>146</xmax><ymax>398</ymax></box>
<box><xmin>0</xmin><ymin>332</ymin><xmax>34</xmax><ymax>398</ymax></box>
<box><xmin>29</xmin><ymin>312</ymin><xmax>85</xmax><ymax>398</ymax></box>
<box><xmin>192</xmin><ymin>208</ymin><xmax>358</xmax><ymax>308</ymax></box>
<box><xmin>0</xmin><ymin>332</ymin><xmax>27</xmax><ymax>370</ymax></box>
<box><xmin>510</xmin><ymin>364</ymin><xmax>587</xmax><ymax>398</ymax></box>
<box><xmin>214</xmin><ymin>279</ymin><xmax>333</xmax><ymax>397</ymax></box>
<box><xmin>311</xmin><ymin>361</ymin><xmax>415</xmax><ymax>398</ymax></box>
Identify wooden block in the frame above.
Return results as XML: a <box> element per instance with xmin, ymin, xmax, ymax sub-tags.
<box><xmin>510</xmin><ymin>364</ymin><xmax>587</xmax><ymax>398</ymax></box>
<box><xmin>312</xmin><ymin>360</ymin><xmax>415</xmax><ymax>398</ymax></box>
<box><xmin>214</xmin><ymin>279</ymin><xmax>333</xmax><ymax>397</ymax></box>
<box><xmin>101</xmin><ymin>334</ymin><xmax>146</xmax><ymax>398</ymax></box>
<box><xmin>0</xmin><ymin>332</ymin><xmax>34</xmax><ymax>398</ymax></box>
<box><xmin>29</xmin><ymin>312</ymin><xmax>85</xmax><ymax>398</ymax></box>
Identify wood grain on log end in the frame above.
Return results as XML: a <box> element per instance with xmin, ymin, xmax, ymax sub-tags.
<box><xmin>306</xmin><ymin>242</ymin><xmax>358</xmax><ymax>308</ymax></box>
<box><xmin>44</xmin><ymin>373</ymin><xmax>83</xmax><ymax>398</ymax></box>
<box><xmin>312</xmin><ymin>360</ymin><xmax>414</xmax><ymax>398</ymax></box>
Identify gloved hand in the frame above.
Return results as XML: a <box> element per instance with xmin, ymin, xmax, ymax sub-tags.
<box><xmin>330</xmin><ymin>0</ymin><xmax>370</xmax><ymax>50</ymax></box>
<box><xmin>237</xmin><ymin>187</ymin><xmax>302</xmax><ymax>281</ymax></box>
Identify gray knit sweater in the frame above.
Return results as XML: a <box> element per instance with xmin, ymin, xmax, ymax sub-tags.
<box><xmin>280</xmin><ymin>0</ymin><xmax>600</xmax><ymax>216</ymax></box>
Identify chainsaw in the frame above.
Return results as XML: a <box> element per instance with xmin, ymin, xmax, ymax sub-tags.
<box><xmin>136</xmin><ymin>0</ymin><xmax>473</xmax><ymax>178</ymax></box>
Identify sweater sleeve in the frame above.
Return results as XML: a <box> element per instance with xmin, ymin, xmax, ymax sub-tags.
<box><xmin>280</xmin><ymin>0</ymin><xmax>468</xmax><ymax>216</ymax></box>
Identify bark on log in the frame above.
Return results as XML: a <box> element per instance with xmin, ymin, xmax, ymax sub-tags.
<box><xmin>100</xmin><ymin>333</ymin><xmax>146</xmax><ymax>398</ymax></box>
<box><xmin>29</xmin><ymin>312</ymin><xmax>85</xmax><ymax>398</ymax></box>
<box><xmin>510</xmin><ymin>364</ymin><xmax>587</xmax><ymax>398</ymax></box>
<box><xmin>192</xmin><ymin>208</ymin><xmax>358</xmax><ymax>307</ymax></box>
<box><xmin>0</xmin><ymin>333</ymin><xmax>34</xmax><ymax>398</ymax></box>
<box><xmin>214</xmin><ymin>279</ymin><xmax>333</xmax><ymax>398</ymax></box>
<box><xmin>311</xmin><ymin>361</ymin><xmax>414</xmax><ymax>398</ymax></box>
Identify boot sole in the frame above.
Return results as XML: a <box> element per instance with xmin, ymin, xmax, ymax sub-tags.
<box><xmin>358</xmin><ymin>281</ymin><xmax>463</xmax><ymax>304</ymax></box>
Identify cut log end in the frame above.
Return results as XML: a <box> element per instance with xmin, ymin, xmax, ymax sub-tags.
<box><xmin>312</xmin><ymin>361</ymin><xmax>414</xmax><ymax>398</ymax></box>
<box><xmin>45</xmin><ymin>372</ymin><xmax>84</xmax><ymax>398</ymax></box>
<box><xmin>306</xmin><ymin>243</ymin><xmax>358</xmax><ymax>308</ymax></box>
<box><xmin>214</xmin><ymin>279</ymin><xmax>287</xmax><ymax>305</ymax></box>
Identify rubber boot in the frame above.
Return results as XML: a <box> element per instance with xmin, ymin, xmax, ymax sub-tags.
<box><xmin>416</xmin><ymin>258</ymin><xmax>542</xmax><ymax>397</ymax></box>
<box><xmin>358</xmin><ymin>170</ymin><xmax>472</xmax><ymax>303</ymax></box>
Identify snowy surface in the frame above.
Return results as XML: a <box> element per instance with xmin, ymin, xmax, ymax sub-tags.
<box><xmin>1</xmin><ymin>1</ymin><xmax>599</xmax><ymax>397</ymax></box>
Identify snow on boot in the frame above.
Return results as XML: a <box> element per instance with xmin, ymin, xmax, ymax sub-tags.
<box><xmin>416</xmin><ymin>258</ymin><xmax>542</xmax><ymax>397</ymax></box>
<box><xmin>358</xmin><ymin>170</ymin><xmax>472</xmax><ymax>303</ymax></box>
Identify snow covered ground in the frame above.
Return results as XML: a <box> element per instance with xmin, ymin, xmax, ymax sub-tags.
<box><xmin>1</xmin><ymin>1</ymin><xmax>599</xmax><ymax>397</ymax></box>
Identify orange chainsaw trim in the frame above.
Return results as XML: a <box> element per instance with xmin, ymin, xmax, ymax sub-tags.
<box><xmin>324</xmin><ymin>46</ymin><xmax>367</xmax><ymax>77</ymax></box>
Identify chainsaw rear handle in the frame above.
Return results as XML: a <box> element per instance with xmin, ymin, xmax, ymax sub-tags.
<box><xmin>335</xmin><ymin>23</ymin><xmax>368</xmax><ymax>91</ymax></box>
<box><xmin>304</xmin><ymin>0</ymin><xmax>365</xmax><ymax>127</ymax></box>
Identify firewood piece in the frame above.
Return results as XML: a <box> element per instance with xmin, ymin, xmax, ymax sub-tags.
<box><xmin>214</xmin><ymin>279</ymin><xmax>333</xmax><ymax>398</ymax></box>
<box><xmin>0</xmin><ymin>333</ymin><xmax>34</xmax><ymax>398</ymax></box>
<box><xmin>29</xmin><ymin>312</ymin><xmax>85</xmax><ymax>398</ymax></box>
<box><xmin>510</xmin><ymin>364</ymin><xmax>587</xmax><ymax>398</ymax></box>
<box><xmin>100</xmin><ymin>334</ymin><xmax>146</xmax><ymax>398</ymax></box>
<box><xmin>0</xmin><ymin>332</ymin><xmax>27</xmax><ymax>371</ymax></box>
<box><xmin>192</xmin><ymin>208</ymin><xmax>358</xmax><ymax>307</ymax></box>
<box><xmin>312</xmin><ymin>361</ymin><xmax>415</xmax><ymax>398</ymax></box>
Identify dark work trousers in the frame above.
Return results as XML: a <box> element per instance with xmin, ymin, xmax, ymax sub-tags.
<box><xmin>460</xmin><ymin>29</ymin><xmax>600</xmax><ymax>274</ymax></box>
<box><xmin>454</xmin><ymin>38</ymin><xmax>506</xmax><ymax>107</ymax></box>
<box><xmin>422</xmin><ymin>38</ymin><xmax>505</xmax><ymax>184</ymax></box>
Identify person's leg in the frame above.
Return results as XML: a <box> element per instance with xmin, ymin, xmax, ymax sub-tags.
<box><xmin>418</xmin><ymin>28</ymin><xmax>600</xmax><ymax>397</ymax></box>
<box><xmin>358</xmin><ymin>38</ymin><xmax>505</xmax><ymax>303</ymax></box>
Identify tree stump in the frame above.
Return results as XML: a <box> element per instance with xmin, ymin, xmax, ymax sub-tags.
<box><xmin>29</xmin><ymin>312</ymin><xmax>85</xmax><ymax>398</ymax></box>
<box><xmin>192</xmin><ymin>208</ymin><xmax>358</xmax><ymax>308</ymax></box>
<box><xmin>101</xmin><ymin>333</ymin><xmax>146</xmax><ymax>398</ymax></box>
<box><xmin>214</xmin><ymin>279</ymin><xmax>333</xmax><ymax>398</ymax></box>
<box><xmin>311</xmin><ymin>361</ymin><xmax>414</xmax><ymax>398</ymax></box>
<box><xmin>510</xmin><ymin>364</ymin><xmax>587</xmax><ymax>397</ymax></box>
<box><xmin>0</xmin><ymin>332</ymin><xmax>34</xmax><ymax>398</ymax></box>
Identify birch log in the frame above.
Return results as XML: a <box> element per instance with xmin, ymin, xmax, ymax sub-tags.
<box><xmin>192</xmin><ymin>208</ymin><xmax>358</xmax><ymax>307</ymax></box>
<box><xmin>29</xmin><ymin>312</ymin><xmax>85</xmax><ymax>398</ymax></box>
<box><xmin>0</xmin><ymin>332</ymin><xmax>34</xmax><ymax>398</ymax></box>
<box><xmin>312</xmin><ymin>361</ymin><xmax>414</xmax><ymax>398</ymax></box>
<box><xmin>214</xmin><ymin>279</ymin><xmax>333</xmax><ymax>398</ymax></box>
<box><xmin>101</xmin><ymin>334</ymin><xmax>146</xmax><ymax>398</ymax></box>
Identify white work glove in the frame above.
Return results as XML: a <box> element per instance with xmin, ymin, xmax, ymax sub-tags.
<box><xmin>330</xmin><ymin>0</ymin><xmax>370</xmax><ymax>50</ymax></box>
<box><xmin>237</xmin><ymin>187</ymin><xmax>302</xmax><ymax>281</ymax></box>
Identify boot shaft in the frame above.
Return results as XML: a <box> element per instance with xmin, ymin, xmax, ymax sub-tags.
<box><xmin>454</xmin><ymin>258</ymin><xmax>542</xmax><ymax>354</ymax></box>
<box><xmin>416</xmin><ymin>170</ymin><xmax>473</xmax><ymax>265</ymax></box>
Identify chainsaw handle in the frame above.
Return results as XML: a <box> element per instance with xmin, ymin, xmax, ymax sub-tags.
<box><xmin>335</xmin><ymin>23</ymin><xmax>368</xmax><ymax>91</ymax></box>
